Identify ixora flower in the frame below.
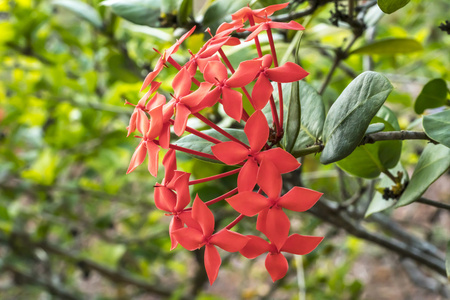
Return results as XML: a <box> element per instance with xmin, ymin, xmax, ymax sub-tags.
<box><xmin>125</xmin><ymin>2</ymin><xmax>323</xmax><ymax>285</ymax></box>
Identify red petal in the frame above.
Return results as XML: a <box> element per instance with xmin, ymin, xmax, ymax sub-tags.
<box><xmin>146</xmin><ymin>141</ymin><xmax>160</xmax><ymax>177</ymax></box>
<box><xmin>169</xmin><ymin>216</ymin><xmax>184</xmax><ymax>250</ymax></box>
<box><xmin>172</xmin><ymin>228</ymin><xmax>204</xmax><ymax>251</ymax></box>
<box><xmin>159</xmin><ymin>123</ymin><xmax>171</xmax><ymax>149</ymax></box>
<box><xmin>126</xmin><ymin>142</ymin><xmax>146</xmax><ymax>174</ymax></box>
<box><xmin>237</xmin><ymin>159</ymin><xmax>258</xmax><ymax>192</ymax></box>
<box><xmin>192</xmin><ymin>195</ymin><xmax>215</xmax><ymax>237</ymax></box>
<box><xmin>174</xmin><ymin>104</ymin><xmax>191</xmax><ymax>136</ymax></box>
<box><xmin>210</xmin><ymin>230</ymin><xmax>249</xmax><ymax>252</ymax></box>
<box><xmin>226</xmin><ymin>60</ymin><xmax>261</xmax><ymax>87</ymax></box>
<box><xmin>162</xmin><ymin>149</ymin><xmax>176</xmax><ymax>183</ymax></box>
<box><xmin>222</xmin><ymin>87</ymin><xmax>243</xmax><ymax>121</ymax></box>
<box><xmin>252</xmin><ymin>75</ymin><xmax>273</xmax><ymax>110</ymax></box>
<box><xmin>204</xmin><ymin>244</ymin><xmax>221</xmax><ymax>285</ymax></box>
<box><xmin>211</xmin><ymin>141</ymin><xmax>248</xmax><ymax>165</ymax></box>
<box><xmin>197</xmin><ymin>55</ymin><xmax>220</xmax><ymax>74</ymax></box>
<box><xmin>126</xmin><ymin>112</ymin><xmax>137</xmax><ymax>137</ymax></box>
<box><xmin>146</xmin><ymin>92</ymin><xmax>165</xmax><ymax>111</ymax></box>
<box><xmin>226</xmin><ymin>191</ymin><xmax>268</xmax><ymax>216</ymax></box>
<box><xmin>193</xmin><ymin>87</ymin><xmax>221</xmax><ymax>112</ymax></box>
<box><xmin>259</xmin><ymin>148</ymin><xmax>300</xmax><ymax>173</ymax></box>
<box><xmin>245</xmin><ymin>23</ymin><xmax>268</xmax><ymax>42</ymax></box>
<box><xmin>140</xmin><ymin>63</ymin><xmax>163</xmax><ymax>92</ymax></box>
<box><xmin>264</xmin><ymin>208</ymin><xmax>290</xmax><ymax>250</ymax></box>
<box><xmin>278</xmin><ymin>187</ymin><xmax>322</xmax><ymax>212</ymax></box>
<box><xmin>260</xmin><ymin>54</ymin><xmax>273</xmax><ymax>68</ymax></box>
<box><xmin>182</xmin><ymin>82</ymin><xmax>213</xmax><ymax>108</ymax></box>
<box><xmin>154</xmin><ymin>186</ymin><xmax>176</xmax><ymax>212</ymax></box>
<box><xmin>147</xmin><ymin>105</ymin><xmax>163</xmax><ymax>139</ymax></box>
<box><xmin>257</xmin><ymin>160</ymin><xmax>282</xmax><ymax>199</ymax></box>
<box><xmin>240</xmin><ymin>235</ymin><xmax>270</xmax><ymax>259</ymax></box>
<box><xmin>281</xmin><ymin>234</ymin><xmax>323</xmax><ymax>255</ymax></box>
<box><xmin>173</xmin><ymin>173</ymin><xmax>191</xmax><ymax>211</ymax></box>
<box><xmin>254</xmin><ymin>3</ymin><xmax>289</xmax><ymax>18</ymax></box>
<box><xmin>136</xmin><ymin>110</ymin><xmax>149</xmax><ymax>135</ymax></box>
<box><xmin>245</xmin><ymin>110</ymin><xmax>268</xmax><ymax>152</ymax></box>
<box><xmin>203</xmin><ymin>60</ymin><xmax>228</xmax><ymax>84</ymax></box>
<box><xmin>265</xmin><ymin>252</ymin><xmax>288</xmax><ymax>282</ymax></box>
<box><xmin>266</xmin><ymin>62</ymin><xmax>309</xmax><ymax>83</ymax></box>
<box><xmin>172</xmin><ymin>68</ymin><xmax>192</xmax><ymax>97</ymax></box>
<box><xmin>269</xmin><ymin>20</ymin><xmax>305</xmax><ymax>31</ymax></box>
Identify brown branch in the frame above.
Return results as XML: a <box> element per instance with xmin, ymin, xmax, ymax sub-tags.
<box><xmin>361</xmin><ymin>130</ymin><xmax>437</xmax><ymax>144</ymax></box>
<box><xmin>417</xmin><ymin>197</ymin><xmax>450</xmax><ymax>212</ymax></box>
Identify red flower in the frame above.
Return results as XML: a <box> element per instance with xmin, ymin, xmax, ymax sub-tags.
<box><xmin>240</xmin><ymin>233</ymin><xmax>323</xmax><ymax>281</ymax></box>
<box><xmin>232</xmin><ymin>2</ymin><xmax>290</xmax><ymax>24</ymax></box>
<box><xmin>252</xmin><ymin>54</ymin><xmax>309</xmax><ymax>110</ymax></box>
<box><xmin>212</xmin><ymin>110</ymin><xmax>300</xmax><ymax>191</ymax></box>
<box><xmin>226</xmin><ymin>161</ymin><xmax>322</xmax><ymax>248</ymax></box>
<box><xmin>202</xmin><ymin>59</ymin><xmax>261</xmax><ymax>121</ymax></box>
<box><xmin>245</xmin><ymin>20</ymin><xmax>305</xmax><ymax>42</ymax></box>
<box><xmin>172</xmin><ymin>196</ymin><xmax>249</xmax><ymax>284</ymax></box>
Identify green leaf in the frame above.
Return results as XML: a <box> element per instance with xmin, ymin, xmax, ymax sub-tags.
<box><xmin>414</xmin><ymin>79</ymin><xmax>448</xmax><ymax>114</ymax></box>
<box><xmin>321</xmin><ymin>72</ymin><xmax>393</xmax><ymax>164</ymax></box>
<box><xmin>365</xmin><ymin>123</ymin><xmax>385</xmax><ymax>135</ymax></box>
<box><xmin>177</xmin><ymin>0</ymin><xmax>193</xmax><ymax>26</ymax></box>
<box><xmin>336</xmin><ymin>117</ymin><xmax>401</xmax><ymax>178</ymax></box>
<box><xmin>365</xmin><ymin>163</ymin><xmax>408</xmax><ymax>217</ymax></box>
<box><xmin>53</xmin><ymin>0</ymin><xmax>103</xmax><ymax>29</ymax></box>
<box><xmin>396</xmin><ymin>143</ymin><xmax>450</xmax><ymax>207</ymax></box>
<box><xmin>284</xmin><ymin>81</ymin><xmax>301</xmax><ymax>153</ymax></box>
<box><xmin>423</xmin><ymin>110</ymin><xmax>450</xmax><ymax>148</ymax></box>
<box><xmin>175</xmin><ymin>129</ymin><xmax>248</xmax><ymax>163</ymax></box>
<box><xmin>350</xmin><ymin>38</ymin><xmax>422</xmax><ymax>55</ymax></box>
<box><xmin>376</xmin><ymin>106</ymin><xmax>401</xmax><ymax>131</ymax></box>
<box><xmin>202</xmin><ymin>0</ymin><xmax>248</xmax><ymax>34</ymax></box>
<box><xmin>101</xmin><ymin>0</ymin><xmax>162</xmax><ymax>27</ymax></box>
<box><xmin>377</xmin><ymin>0</ymin><xmax>410</xmax><ymax>14</ymax></box>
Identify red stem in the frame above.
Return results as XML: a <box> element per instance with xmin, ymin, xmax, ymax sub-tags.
<box><xmin>184</xmin><ymin>188</ymin><xmax>239</xmax><ymax>211</ymax></box>
<box><xmin>193</xmin><ymin>113</ymin><xmax>250</xmax><ymax>149</ymax></box>
<box><xmin>169</xmin><ymin>119</ymin><xmax>222</xmax><ymax>144</ymax></box>
<box><xmin>268</xmin><ymin>94</ymin><xmax>281</xmax><ymax>134</ymax></box>
<box><xmin>189</xmin><ymin>168</ymin><xmax>241</xmax><ymax>185</ymax></box>
<box><xmin>248</xmin><ymin>15</ymin><xmax>263</xmax><ymax>58</ymax></box>
<box><xmin>163</xmin><ymin>143</ymin><xmax>218</xmax><ymax>161</ymax></box>
<box><xmin>225</xmin><ymin>214</ymin><xmax>245</xmax><ymax>230</ymax></box>
<box><xmin>266</xmin><ymin>27</ymin><xmax>284</xmax><ymax>136</ymax></box>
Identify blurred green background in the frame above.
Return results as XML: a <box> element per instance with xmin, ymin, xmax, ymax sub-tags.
<box><xmin>0</xmin><ymin>0</ymin><xmax>449</xmax><ymax>299</ymax></box>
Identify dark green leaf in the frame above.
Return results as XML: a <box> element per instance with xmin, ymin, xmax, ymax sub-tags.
<box><xmin>321</xmin><ymin>72</ymin><xmax>393</xmax><ymax>164</ymax></box>
<box><xmin>376</xmin><ymin>106</ymin><xmax>401</xmax><ymax>130</ymax></box>
<box><xmin>365</xmin><ymin>123</ymin><xmax>385</xmax><ymax>135</ymax></box>
<box><xmin>350</xmin><ymin>38</ymin><xmax>422</xmax><ymax>55</ymax></box>
<box><xmin>101</xmin><ymin>0</ymin><xmax>162</xmax><ymax>27</ymax></box>
<box><xmin>365</xmin><ymin>163</ymin><xmax>408</xmax><ymax>218</ymax></box>
<box><xmin>336</xmin><ymin>117</ymin><xmax>401</xmax><ymax>178</ymax></box>
<box><xmin>284</xmin><ymin>81</ymin><xmax>301</xmax><ymax>153</ymax></box>
<box><xmin>175</xmin><ymin>129</ymin><xmax>248</xmax><ymax>163</ymax></box>
<box><xmin>53</xmin><ymin>0</ymin><xmax>103</xmax><ymax>29</ymax></box>
<box><xmin>202</xmin><ymin>0</ymin><xmax>249</xmax><ymax>34</ymax></box>
<box><xmin>423</xmin><ymin>110</ymin><xmax>450</xmax><ymax>148</ymax></box>
<box><xmin>396</xmin><ymin>143</ymin><xmax>450</xmax><ymax>207</ymax></box>
<box><xmin>377</xmin><ymin>0</ymin><xmax>410</xmax><ymax>14</ymax></box>
<box><xmin>414</xmin><ymin>79</ymin><xmax>448</xmax><ymax>114</ymax></box>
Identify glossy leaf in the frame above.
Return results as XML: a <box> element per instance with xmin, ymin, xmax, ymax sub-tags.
<box><xmin>377</xmin><ymin>0</ymin><xmax>410</xmax><ymax>14</ymax></box>
<box><xmin>175</xmin><ymin>129</ymin><xmax>248</xmax><ymax>163</ymax></box>
<box><xmin>414</xmin><ymin>79</ymin><xmax>448</xmax><ymax>114</ymax></box>
<box><xmin>178</xmin><ymin>0</ymin><xmax>193</xmax><ymax>26</ymax></box>
<box><xmin>365</xmin><ymin>162</ymin><xmax>408</xmax><ymax>217</ymax></box>
<box><xmin>423</xmin><ymin>110</ymin><xmax>450</xmax><ymax>148</ymax></box>
<box><xmin>350</xmin><ymin>38</ymin><xmax>422</xmax><ymax>55</ymax></box>
<box><xmin>365</xmin><ymin>123</ymin><xmax>385</xmax><ymax>135</ymax></box>
<box><xmin>284</xmin><ymin>81</ymin><xmax>301</xmax><ymax>153</ymax></box>
<box><xmin>396</xmin><ymin>143</ymin><xmax>450</xmax><ymax>207</ymax></box>
<box><xmin>321</xmin><ymin>72</ymin><xmax>393</xmax><ymax>164</ymax></box>
<box><xmin>336</xmin><ymin>117</ymin><xmax>401</xmax><ymax>178</ymax></box>
<box><xmin>102</xmin><ymin>0</ymin><xmax>162</xmax><ymax>27</ymax></box>
<box><xmin>53</xmin><ymin>0</ymin><xmax>103</xmax><ymax>29</ymax></box>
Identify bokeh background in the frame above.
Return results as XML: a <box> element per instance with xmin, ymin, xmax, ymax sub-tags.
<box><xmin>0</xmin><ymin>0</ymin><xmax>449</xmax><ymax>299</ymax></box>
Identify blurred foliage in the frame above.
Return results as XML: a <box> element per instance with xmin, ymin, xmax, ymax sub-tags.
<box><xmin>0</xmin><ymin>0</ymin><xmax>449</xmax><ymax>299</ymax></box>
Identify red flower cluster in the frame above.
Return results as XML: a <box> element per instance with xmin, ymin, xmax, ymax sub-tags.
<box><xmin>125</xmin><ymin>2</ymin><xmax>323</xmax><ymax>284</ymax></box>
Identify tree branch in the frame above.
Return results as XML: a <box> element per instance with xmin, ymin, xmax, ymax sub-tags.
<box><xmin>361</xmin><ymin>131</ymin><xmax>437</xmax><ymax>144</ymax></box>
<box><xmin>417</xmin><ymin>198</ymin><xmax>450</xmax><ymax>212</ymax></box>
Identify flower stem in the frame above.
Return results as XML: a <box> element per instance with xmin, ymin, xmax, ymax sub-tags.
<box><xmin>189</xmin><ymin>168</ymin><xmax>241</xmax><ymax>185</ymax></box>
<box><xmin>225</xmin><ymin>214</ymin><xmax>245</xmax><ymax>230</ymax></box>
<box><xmin>169</xmin><ymin>119</ymin><xmax>222</xmax><ymax>144</ymax></box>
<box><xmin>163</xmin><ymin>142</ymin><xmax>218</xmax><ymax>161</ymax></box>
<box><xmin>167</xmin><ymin>57</ymin><xmax>201</xmax><ymax>86</ymax></box>
<box><xmin>184</xmin><ymin>188</ymin><xmax>239</xmax><ymax>211</ymax></box>
<box><xmin>248</xmin><ymin>15</ymin><xmax>263</xmax><ymax>58</ymax></box>
<box><xmin>193</xmin><ymin>113</ymin><xmax>250</xmax><ymax>149</ymax></box>
<box><xmin>266</xmin><ymin>27</ymin><xmax>284</xmax><ymax>136</ymax></box>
